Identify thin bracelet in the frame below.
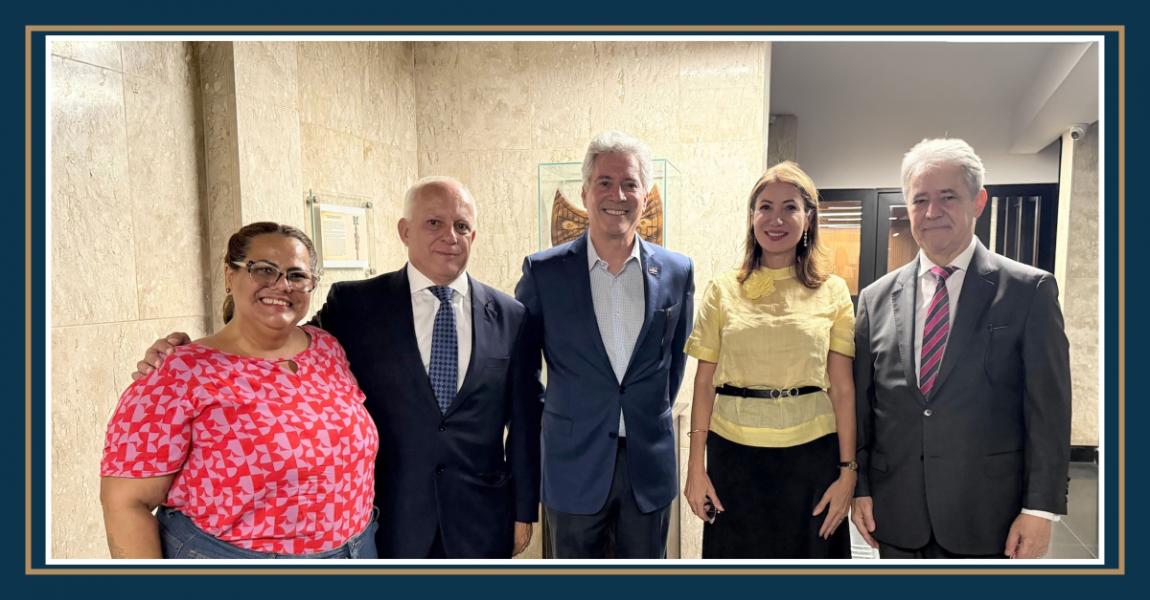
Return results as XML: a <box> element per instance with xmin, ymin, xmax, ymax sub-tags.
<box><xmin>686</xmin><ymin>429</ymin><xmax>709</xmax><ymax>437</ymax></box>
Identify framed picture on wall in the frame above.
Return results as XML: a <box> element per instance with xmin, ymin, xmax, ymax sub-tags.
<box><xmin>313</xmin><ymin>202</ymin><xmax>371</xmax><ymax>269</ymax></box>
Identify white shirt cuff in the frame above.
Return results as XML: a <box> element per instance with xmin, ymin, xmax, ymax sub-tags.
<box><xmin>1021</xmin><ymin>508</ymin><xmax>1061</xmax><ymax>522</ymax></box>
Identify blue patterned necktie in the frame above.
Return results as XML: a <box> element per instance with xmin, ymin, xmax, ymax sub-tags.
<box><xmin>428</xmin><ymin>285</ymin><xmax>457</xmax><ymax>414</ymax></box>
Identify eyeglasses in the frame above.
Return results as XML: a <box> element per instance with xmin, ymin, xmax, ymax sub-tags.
<box><xmin>231</xmin><ymin>260</ymin><xmax>320</xmax><ymax>293</ymax></box>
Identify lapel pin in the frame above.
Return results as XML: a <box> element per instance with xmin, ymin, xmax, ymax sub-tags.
<box><xmin>648</xmin><ymin>266</ymin><xmax>660</xmax><ymax>276</ymax></box>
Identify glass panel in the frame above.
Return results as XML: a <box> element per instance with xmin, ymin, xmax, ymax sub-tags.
<box><xmin>537</xmin><ymin>159</ymin><xmax>679</xmax><ymax>251</ymax></box>
<box><xmin>887</xmin><ymin>204</ymin><xmax>918</xmax><ymax>271</ymax></box>
<box><xmin>819</xmin><ymin>200</ymin><xmax>863</xmax><ymax>295</ymax></box>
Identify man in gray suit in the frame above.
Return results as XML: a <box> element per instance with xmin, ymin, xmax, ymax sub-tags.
<box><xmin>851</xmin><ymin>138</ymin><xmax>1071</xmax><ymax>559</ymax></box>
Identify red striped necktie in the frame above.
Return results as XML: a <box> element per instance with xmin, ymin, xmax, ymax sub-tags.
<box><xmin>920</xmin><ymin>265</ymin><xmax>959</xmax><ymax>396</ymax></box>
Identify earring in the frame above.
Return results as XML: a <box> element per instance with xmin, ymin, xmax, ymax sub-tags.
<box><xmin>802</xmin><ymin>229</ymin><xmax>809</xmax><ymax>248</ymax></box>
<box><xmin>225</xmin><ymin>287</ymin><xmax>231</xmax><ymax>294</ymax></box>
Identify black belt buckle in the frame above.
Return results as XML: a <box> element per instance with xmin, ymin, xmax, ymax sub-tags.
<box><xmin>717</xmin><ymin>384</ymin><xmax>819</xmax><ymax>399</ymax></box>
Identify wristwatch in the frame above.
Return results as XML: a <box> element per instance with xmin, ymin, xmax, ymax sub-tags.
<box><xmin>838</xmin><ymin>460</ymin><xmax>858</xmax><ymax>471</ymax></box>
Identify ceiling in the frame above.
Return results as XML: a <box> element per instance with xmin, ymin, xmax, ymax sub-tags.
<box><xmin>770</xmin><ymin>41</ymin><xmax>1099</xmax><ymax>156</ymax></box>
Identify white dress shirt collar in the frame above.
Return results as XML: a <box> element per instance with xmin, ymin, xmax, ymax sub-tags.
<box><xmin>917</xmin><ymin>236</ymin><xmax>978</xmax><ymax>279</ymax></box>
<box><xmin>586</xmin><ymin>234</ymin><xmax>643</xmax><ymax>272</ymax></box>
<box><xmin>407</xmin><ymin>263</ymin><xmax>469</xmax><ymax>299</ymax></box>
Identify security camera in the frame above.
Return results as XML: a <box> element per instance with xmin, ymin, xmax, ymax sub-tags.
<box><xmin>1068</xmin><ymin>125</ymin><xmax>1086</xmax><ymax>141</ymax></box>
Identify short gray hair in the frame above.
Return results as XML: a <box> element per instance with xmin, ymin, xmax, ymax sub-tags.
<box><xmin>901</xmin><ymin>138</ymin><xmax>985</xmax><ymax>198</ymax></box>
<box><xmin>403</xmin><ymin>176</ymin><xmax>477</xmax><ymax>220</ymax></box>
<box><xmin>581</xmin><ymin>130</ymin><xmax>654</xmax><ymax>192</ymax></box>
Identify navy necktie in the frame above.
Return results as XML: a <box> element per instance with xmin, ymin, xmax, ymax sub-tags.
<box><xmin>428</xmin><ymin>286</ymin><xmax>457</xmax><ymax>414</ymax></box>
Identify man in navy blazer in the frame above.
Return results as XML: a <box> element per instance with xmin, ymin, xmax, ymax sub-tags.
<box><xmin>516</xmin><ymin>131</ymin><xmax>694</xmax><ymax>558</ymax></box>
<box><xmin>135</xmin><ymin>177</ymin><xmax>541</xmax><ymax>559</ymax></box>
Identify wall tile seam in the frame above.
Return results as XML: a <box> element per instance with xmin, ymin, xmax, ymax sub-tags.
<box><xmin>49</xmin><ymin>54</ymin><xmax>122</xmax><ymax>75</ymax></box>
<box><xmin>233</xmin><ymin>90</ymin><xmax>302</xmax><ymax>116</ymax></box>
<box><xmin>50</xmin><ymin>314</ymin><xmax>209</xmax><ymax>330</ymax></box>
<box><xmin>299</xmin><ymin>120</ymin><xmax>407</xmax><ymax>151</ymax></box>
<box><xmin>114</xmin><ymin>59</ymin><xmax>145</xmax><ymax>325</ymax></box>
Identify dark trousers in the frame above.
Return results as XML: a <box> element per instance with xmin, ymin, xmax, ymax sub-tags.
<box><xmin>879</xmin><ymin>534</ymin><xmax>1008</xmax><ymax>559</ymax></box>
<box><xmin>545</xmin><ymin>440</ymin><xmax>670</xmax><ymax>558</ymax></box>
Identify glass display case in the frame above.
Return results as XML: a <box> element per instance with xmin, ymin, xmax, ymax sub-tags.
<box><xmin>536</xmin><ymin>159</ymin><xmax>681</xmax><ymax>251</ymax></box>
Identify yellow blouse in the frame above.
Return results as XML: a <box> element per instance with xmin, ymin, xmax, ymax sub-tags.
<box><xmin>684</xmin><ymin>267</ymin><xmax>855</xmax><ymax>448</ymax></box>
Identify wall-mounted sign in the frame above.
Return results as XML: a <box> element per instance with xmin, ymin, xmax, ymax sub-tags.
<box><xmin>313</xmin><ymin>202</ymin><xmax>370</xmax><ymax>269</ymax></box>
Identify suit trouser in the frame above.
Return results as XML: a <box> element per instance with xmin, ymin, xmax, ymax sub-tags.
<box><xmin>545</xmin><ymin>439</ymin><xmax>670</xmax><ymax>559</ymax></box>
<box><xmin>879</xmin><ymin>535</ymin><xmax>1007</xmax><ymax>559</ymax></box>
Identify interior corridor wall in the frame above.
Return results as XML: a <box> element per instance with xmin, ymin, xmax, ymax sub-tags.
<box><xmin>48</xmin><ymin>40</ymin><xmax>420</xmax><ymax>558</ymax></box>
<box><xmin>50</xmin><ymin>41</ymin><xmax>211</xmax><ymax>559</ymax></box>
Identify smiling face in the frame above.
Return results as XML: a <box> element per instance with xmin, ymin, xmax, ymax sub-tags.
<box><xmin>225</xmin><ymin>233</ymin><xmax>315</xmax><ymax>330</ymax></box>
<box><xmin>398</xmin><ymin>180</ymin><xmax>477</xmax><ymax>285</ymax></box>
<box><xmin>752</xmin><ymin>181</ymin><xmax>810</xmax><ymax>268</ymax></box>
<box><xmin>582</xmin><ymin>151</ymin><xmax>647</xmax><ymax>245</ymax></box>
<box><xmin>906</xmin><ymin>162</ymin><xmax>987</xmax><ymax>266</ymax></box>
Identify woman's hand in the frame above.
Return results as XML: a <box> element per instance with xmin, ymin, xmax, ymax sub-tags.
<box><xmin>813</xmin><ymin>469</ymin><xmax>856</xmax><ymax>539</ymax></box>
<box><xmin>684</xmin><ymin>467</ymin><xmax>724</xmax><ymax>523</ymax></box>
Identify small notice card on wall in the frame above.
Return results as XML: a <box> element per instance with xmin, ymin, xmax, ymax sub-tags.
<box><xmin>314</xmin><ymin>202</ymin><xmax>370</xmax><ymax>269</ymax></box>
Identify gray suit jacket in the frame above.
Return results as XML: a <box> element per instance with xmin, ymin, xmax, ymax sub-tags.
<box><xmin>854</xmin><ymin>241</ymin><xmax>1071</xmax><ymax>555</ymax></box>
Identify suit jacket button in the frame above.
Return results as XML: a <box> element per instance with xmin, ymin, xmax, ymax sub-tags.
<box><xmin>608</xmin><ymin>432</ymin><xmax>618</xmax><ymax>439</ymax></box>
<box><xmin>923</xmin><ymin>409</ymin><xmax>933</xmax><ymax>417</ymax></box>
<box><xmin>439</xmin><ymin>423</ymin><xmax>447</xmax><ymax>432</ymax></box>
<box><xmin>436</xmin><ymin>465</ymin><xmax>446</xmax><ymax>475</ymax></box>
<box><xmin>619</xmin><ymin>385</ymin><xmax>626</xmax><ymax>394</ymax></box>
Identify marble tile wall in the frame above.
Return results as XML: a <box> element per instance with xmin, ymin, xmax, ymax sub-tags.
<box><xmin>50</xmin><ymin>41</ymin><xmax>210</xmax><ymax>558</ymax></box>
<box><xmin>296</xmin><ymin>42</ymin><xmax>417</xmax><ymax>316</ymax></box>
<box><xmin>1066</xmin><ymin>122</ymin><xmax>1100</xmax><ymax>447</ymax></box>
<box><xmin>414</xmin><ymin>41</ymin><xmax>768</xmax><ymax>299</ymax></box>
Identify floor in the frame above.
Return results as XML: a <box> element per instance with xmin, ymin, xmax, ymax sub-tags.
<box><xmin>848</xmin><ymin>462</ymin><xmax>1099</xmax><ymax>559</ymax></box>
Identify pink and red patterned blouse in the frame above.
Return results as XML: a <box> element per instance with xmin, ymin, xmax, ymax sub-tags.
<box><xmin>102</xmin><ymin>325</ymin><xmax>378</xmax><ymax>555</ymax></box>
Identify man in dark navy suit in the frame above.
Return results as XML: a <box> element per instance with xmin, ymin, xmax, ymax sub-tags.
<box><xmin>516</xmin><ymin>131</ymin><xmax>694</xmax><ymax>558</ymax></box>
<box><xmin>135</xmin><ymin>177</ymin><xmax>541</xmax><ymax>558</ymax></box>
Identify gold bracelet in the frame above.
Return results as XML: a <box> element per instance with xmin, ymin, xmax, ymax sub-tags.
<box><xmin>686</xmin><ymin>429</ymin><xmax>709</xmax><ymax>437</ymax></box>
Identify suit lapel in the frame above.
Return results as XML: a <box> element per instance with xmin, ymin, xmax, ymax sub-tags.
<box><xmin>389</xmin><ymin>268</ymin><xmax>441</xmax><ymax>413</ymax></box>
<box><xmin>570</xmin><ymin>235</ymin><xmax>618</xmax><ymax>378</ymax></box>
<box><xmin>449</xmin><ymin>276</ymin><xmax>490</xmax><ymax>415</ymax></box>
<box><xmin>930</xmin><ymin>243</ymin><xmax>997</xmax><ymax>396</ymax></box>
<box><xmin>626</xmin><ymin>241</ymin><xmax>661</xmax><ymax>378</ymax></box>
<box><xmin>890</xmin><ymin>258</ymin><xmax>923</xmax><ymax>403</ymax></box>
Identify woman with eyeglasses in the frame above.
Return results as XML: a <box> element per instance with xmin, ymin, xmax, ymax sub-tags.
<box><xmin>682</xmin><ymin>162</ymin><xmax>857</xmax><ymax>558</ymax></box>
<box><xmin>100</xmin><ymin>222</ymin><xmax>379</xmax><ymax>559</ymax></box>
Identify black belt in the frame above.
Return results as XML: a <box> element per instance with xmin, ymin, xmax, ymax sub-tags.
<box><xmin>716</xmin><ymin>384</ymin><xmax>823</xmax><ymax>399</ymax></box>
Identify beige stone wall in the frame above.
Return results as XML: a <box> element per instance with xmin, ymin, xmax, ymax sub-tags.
<box><xmin>50</xmin><ymin>41</ymin><xmax>212</xmax><ymax>559</ymax></box>
<box><xmin>413</xmin><ymin>41</ymin><xmax>768</xmax><ymax>295</ymax></box>
<box><xmin>50</xmin><ymin>40</ymin><xmax>419</xmax><ymax>559</ymax></box>
<box><xmin>1065</xmin><ymin>123</ymin><xmax>1100</xmax><ymax>446</ymax></box>
<box><xmin>296</xmin><ymin>42</ymin><xmax>418</xmax><ymax>309</ymax></box>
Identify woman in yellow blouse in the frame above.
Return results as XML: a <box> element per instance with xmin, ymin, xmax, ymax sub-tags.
<box><xmin>683</xmin><ymin>161</ymin><xmax>856</xmax><ymax>558</ymax></box>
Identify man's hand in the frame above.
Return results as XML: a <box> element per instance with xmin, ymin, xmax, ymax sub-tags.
<box><xmin>130</xmin><ymin>332</ymin><xmax>191</xmax><ymax>380</ymax></box>
<box><xmin>513</xmin><ymin>521</ymin><xmax>533</xmax><ymax>557</ymax></box>
<box><xmin>1004</xmin><ymin>512</ymin><xmax>1053</xmax><ymax>559</ymax></box>
<box><xmin>851</xmin><ymin>496</ymin><xmax>878</xmax><ymax>549</ymax></box>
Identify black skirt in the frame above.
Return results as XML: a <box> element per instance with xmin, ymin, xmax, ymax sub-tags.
<box><xmin>702</xmin><ymin>432</ymin><xmax>850</xmax><ymax>559</ymax></box>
